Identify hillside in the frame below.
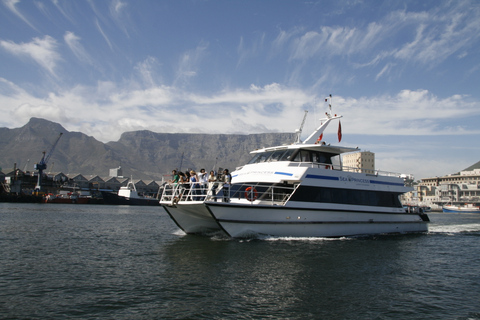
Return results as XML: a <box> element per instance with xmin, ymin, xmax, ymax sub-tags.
<box><xmin>0</xmin><ymin>118</ymin><xmax>296</xmax><ymax>180</ymax></box>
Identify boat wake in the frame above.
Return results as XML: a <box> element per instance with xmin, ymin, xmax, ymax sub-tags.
<box><xmin>428</xmin><ymin>223</ymin><xmax>480</xmax><ymax>235</ymax></box>
<box><xmin>172</xmin><ymin>229</ymin><xmax>187</xmax><ymax>236</ymax></box>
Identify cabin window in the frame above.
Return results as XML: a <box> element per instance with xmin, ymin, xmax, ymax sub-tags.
<box><xmin>290</xmin><ymin>186</ymin><xmax>403</xmax><ymax>208</ymax></box>
<box><xmin>247</xmin><ymin>153</ymin><xmax>263</xmax><ymax>164</ymax></box>
<box><xmin>248</xmin><ymin>149</ymin><xmax>294</xmax><ymax>164</ymax></box>
<box><xmin>279</xmin><ymin>149</ymin><xmax>295</xmax><ymax>161</ymax></box>
<box><xmin>290</xmin><ymin>149</ymin><xmax>334</xmax><ymax>164</ymax></box>
<box><xmin>248</xmin><ymin>149</ymin><xmax>337</xmax><ymax>164</ymax></box>
<box><xmin>268</xmin><ymin>150</ymin><xmax>287</xmax><ymax>162</ymax></box>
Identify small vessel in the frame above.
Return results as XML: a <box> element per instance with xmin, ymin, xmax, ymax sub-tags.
<box><xmin>44</xmin><ymin>192</ymin><xmax>89</xmax><ymax>204</ymax></box>
<box><xmin>442</xmin><ymin>203</ymin><xmax>480</xmax><ymax>213</ymax></box>
<box><xmin>101</xmin><ymin>180</ymin><xmax>160</xmax><ymax>206</ymax></box>
<box><xmin>160</xmin><ymin>98</ymin><xmax>429</xmax><ymax>237</ymax></box>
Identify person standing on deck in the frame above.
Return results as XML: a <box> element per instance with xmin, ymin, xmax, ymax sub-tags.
<box><xmin>207</xmin><ymin>170</ymin><xmax>217</xmax><ymax>201</ymax></box>
<box><xmin>222</xmin><ymin>169</ymin><xmax>231</xmax><ymax>202</ymax></box>
<box><xmin>198</xmin><ymin>168</ymin><xmax>208</xmax><ymax>195</ymax></box>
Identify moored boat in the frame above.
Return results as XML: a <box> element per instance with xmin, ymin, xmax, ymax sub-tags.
<box><xmin>159</xmin><ymin>98</ymin><xmax>429</xmax><ymax>238</ymax></box>
<box><xmin>101</xmin><ymin>180</ymin><xmax>161</xmax><ymax>206</ymax></box>
<box><xmin>442</xmin><ymin>204</ymin><xmax>480</xmax><ymax>213</ymax></box>
<box><xmin>44</xmin><ymin>192</ymin><xmax>89</xmax><ymax>204</ymax></box>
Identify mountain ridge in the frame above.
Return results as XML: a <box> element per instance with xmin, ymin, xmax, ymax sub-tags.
<box><xmin>0</xmin><ymin>118</ymin><xmax>296</xmax><ymax>180</ymax></box>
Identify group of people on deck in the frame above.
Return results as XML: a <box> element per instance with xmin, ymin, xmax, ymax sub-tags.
<box><xmin>169</xmin><ymin>168</ymin><xmax>231</xmax><ymax>201</ymax></box>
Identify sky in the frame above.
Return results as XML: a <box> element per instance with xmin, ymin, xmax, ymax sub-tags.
<box><xmin>1</xmin><ymin>0</ymin><xmax>480</xmax><ymax>180</ymax></box>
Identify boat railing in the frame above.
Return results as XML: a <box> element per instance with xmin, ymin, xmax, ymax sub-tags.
<box><xmin>159</xmin><ymin>181</ymin><xmax>297</xmax><ymax>206</ymax></box>
<box><xmin>160</xmin><ymin>182</ymin><xmax>202</xmax><ymax>203</ymax></box>
<box><xmin>226</xmin><ymin>183</ymin><xmax>298</xmax><ymax>206</ymax></box>
<box><xmin>288</xmin><ymin>161</ymin><xmax>339</xmax><ymax>170</ymax></box>
<box><xmin>287</xmin><ymin>161</ymin><xmax>409</xmax><ymax>178</ymax></box>
<box><xmin>341</xmin><ymin>165</ymin><xmax>412</xmax><ymax>179</ymax></box>
<box><xmin>159</xmin><ymin>181</ymin><xmax>232</xmax><ymax>203</ymax></box>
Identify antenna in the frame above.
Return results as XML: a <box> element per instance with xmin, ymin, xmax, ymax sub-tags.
<box><xmin>302</xmin><ymin>94</ymin><xmax>342</xmax><ymax>144</ymax></box>
<box><xmin>23</xmin><ymin>159</ymin><xmax>30</xmax><ymax>172</ymax></box>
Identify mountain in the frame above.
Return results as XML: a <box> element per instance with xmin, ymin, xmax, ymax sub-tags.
<box><xmin>0</xmin><ymin>118</ymin><xmax>296</xmax><ymax>180</ymax></box>
<box><xmin>463</xmin><ymin>161</ymin><xmax>480</xmax><ymax>172</ymax></box>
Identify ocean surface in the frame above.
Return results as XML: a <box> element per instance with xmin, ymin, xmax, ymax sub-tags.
<box><xmin>1</xmin><ymin>203</ymin><xmax>479</xmax><ymax>320</ymax></box>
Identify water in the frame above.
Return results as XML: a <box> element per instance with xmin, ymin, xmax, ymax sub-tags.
<box><xmin>1</xmin><ymin>203</ymin><xmax>479</xmax><ymax>320</ymax></box>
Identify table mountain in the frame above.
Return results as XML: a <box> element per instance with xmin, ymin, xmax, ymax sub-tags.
<box><xmin>0</xmin><ymin>118</ymin><xmax>296</xmax><ymax>180</ymax></box>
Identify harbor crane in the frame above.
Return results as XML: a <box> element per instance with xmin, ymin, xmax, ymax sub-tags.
<box><xmin>34</xmin><ymin>132</ymin><xmax>63</xmax><ymax>191</ymax></box>
<box><xmin>294</xmin><ymin>110</ymin><xmax>308</xmax><ymax>144</ymax></box>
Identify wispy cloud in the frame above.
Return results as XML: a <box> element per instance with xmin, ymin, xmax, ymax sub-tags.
<box><xmin>173</xmin><ymin>43</ymin><xmax>209</xmax><ymax>87</ymax></box>
<box><xmin>94</xmin><ymin>18</ymin><xmax>114</xmax><ymax>51</ymax></box>
<box><xmin>64</xmin><ymin>31</ymin><xmax>93</xmax><ymax>65</ymax></box>
<box><xmin>134</xmin><ymin>56</ymin><xmax>162</xmax><ymax>88</ymax></box>
<box><xmin>51</xmin><ymin>0</ymin><xmax>75</xmax><ymax>24</ymax></box>
<box><xmin>3</xmin><ymin>0</ymin><xmax>38</xmax><ymax>31</ymax></box>
<box><xmin>237</xmin><ymin>32</ymin><xmax>266</xmax><ymax>67</ymax></box>
<box><xmin>281</xmin><ymin>1</ymin><xmax>480</xmax><ymax>81</ymax></box>
<box><xmin>0</xmin><ymin>36</ymin><xmax>60</xmax><ymax>76</ymax></box>
<box><xmin>109</xmin><ymin>0</ymin><xmax>130</xmax><ymax>38</ymax></box>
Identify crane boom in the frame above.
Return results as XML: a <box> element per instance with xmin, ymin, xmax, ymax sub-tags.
<box><xmin>34</xmin><ymin>132</ymin><xmax>63</xmax><ymax>191</ymax></box>
<box><xmin>44</xmin><ymin>133</ymin><xmax>63</xmax><ymax>165</ymax></box>
<box><xmin>294</xmin><ymin>110</ymin><xmax>308</xmax><ymax>144</ymax></box>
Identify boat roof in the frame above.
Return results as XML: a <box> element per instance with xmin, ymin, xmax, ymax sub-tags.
<box><xmin>251</xmin><ymin>98</ymin><xmax>359</xmax><ymax>156</ymax></box>
<box><xmin>251</xmin><ymin>143</ymin><xmax>359</xmax><ymax>155</ymax></box>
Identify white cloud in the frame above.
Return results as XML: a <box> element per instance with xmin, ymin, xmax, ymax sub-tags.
<box><xmin>109</xmin><ymin>0</ymin><xmax>131</xmax><ymax>38</ymax></box>
<box><xmin>3</xmin><ymin>0</ymin><xmax>38</xmax><ymax>30</ymax></box>
<box><xmin>0</xmin><ymin>36</ymin><xmax>60</xmax><ymax>76</ymax></box>
<box><xmin>1</xmin><ymin>77</ymin><xmax>479</xmax><ymax>142</ymax></box>
<box><xmin>95</xmin><ymin>18</ymin><xmax>114</xmax><ymax>50</ymax></box>
<box><xmin>284</xmin><ymin>2</ymin><xmax>480</xmax><ymax>77</ymax></box>
<box><xmin>173</xmin><ymin>43</ymin><xmax>209</xmax><ymax>87</ymax></box>
<box><xmin>64</xmin><ymin>31</ymin><xmax>93</xmax><ymax>65</ymax></box>
<box><xmin>134</xmin><ymin>56</ymin><xmax>162</xmax><ymax>88</ymax></box>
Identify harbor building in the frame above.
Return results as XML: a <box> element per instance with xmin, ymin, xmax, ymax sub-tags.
<box><xmin>343</xmin><ymin>151</ymin><xmax>375</xmax><ymax>174</ymax></box>
<box><xmin>109</xmin><ymin>166</ymin><xmax>123</xmax><ymax>178</ymax></box>
<box><xmin>416</xmin><ymin>168</ymin><xmax>480</xmax><ymax>208</ymax></box>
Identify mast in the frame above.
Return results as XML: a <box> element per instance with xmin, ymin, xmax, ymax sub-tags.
<box><xmin>302</xmin><ymin>94</ymin><xmax>342</xmax><ymax>144</ymax></box>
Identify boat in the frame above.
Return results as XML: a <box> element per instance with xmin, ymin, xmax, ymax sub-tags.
<box><xmin>44</xmin><ymin>192</ymin><xmax>89</xmax><ymax>204</ymax></box>
<box><xmin>442</xmin><ymin>203</ymin><xmax>480</xmax><ymax>213</ymax></box>
<box><xmin>101</xmin><ymin>180</ymin><xmax>161</xmax><ymax>206</ymax></box>
<box><xmin>159</xmin><ymin>99</ymin><xmax>429</xmax><ymax>237</ymax></box>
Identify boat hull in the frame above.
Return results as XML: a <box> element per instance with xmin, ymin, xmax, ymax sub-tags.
<box><xmin>206</xmin><ymin>203</ymin><xmax>429</xmax><ymax>238</ymax></box>
<box><xmin>101</xmin><ymin>191</ymin><xmax>160</xmax><ymax>206</ymax></box>
<box><xmin>44</xmin><ymin>197</ymin><xmax>89</xmax><ymax>204</ymax></box>
<box><xmin>162</xmin><ymin>202</ymin><xmax>221</xmax><ymax>234</ymax></box>
<box><xmin>442</xmin><ymin>207</ymin><xmax>480</xmax><ymax>213</ymax></box>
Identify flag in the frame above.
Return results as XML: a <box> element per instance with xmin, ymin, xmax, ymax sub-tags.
<box><xmin>338</xmin><ymin>121</ymin><xmax>342</xmax><ymax>142</ymax></box>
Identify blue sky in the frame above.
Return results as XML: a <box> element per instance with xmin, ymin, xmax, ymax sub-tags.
<box><xmin>1</xmin><ymin>0</ymin><xmax>480</xmax><ymax>180</ymax></box>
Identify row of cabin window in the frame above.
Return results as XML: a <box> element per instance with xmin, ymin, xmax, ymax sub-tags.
<box><xmin>291</xmin><ymin>186</ymin><xmax>403</xmax><ymax>208</ymax></box>
<box><xmin>248</xmin><ymin>149</ymin><xmax>335</xmax><ymax>165</ymax></box>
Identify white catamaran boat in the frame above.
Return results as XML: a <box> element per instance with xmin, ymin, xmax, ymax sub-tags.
<box><xmin>159</xmin><ymin>99</ymin><xmax>429</xmax><ymax>238</ymax></box>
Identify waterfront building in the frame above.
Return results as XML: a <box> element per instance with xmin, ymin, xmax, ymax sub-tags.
<box><xmin>417</xmin><ymin>168</ymin><xmax>480</xmax><ymax>208</ymax></box>
<box><xmin>109</xmin><ymin>166</ymin><xmax>123</xmax><ymax>178</ymax></box>
<box><xmin>66</xmin><ymin>173</ymin><xmax>89</xmax><ymax>189</ymax></box>
<box><xmin>343</xmin><ymin>151</ymin><xmax>375</xmax><ymax>174</ymax></box>
<box><xmin>103</xmin><ymin>176</ymin><xmax>123</xmax><ymax>191</ymax></box>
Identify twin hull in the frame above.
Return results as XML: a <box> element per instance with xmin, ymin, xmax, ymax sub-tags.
<box><xmin>162</xmin><ymin>202</ymin><xmax>428</xmax><ymax>238</ymax></box>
